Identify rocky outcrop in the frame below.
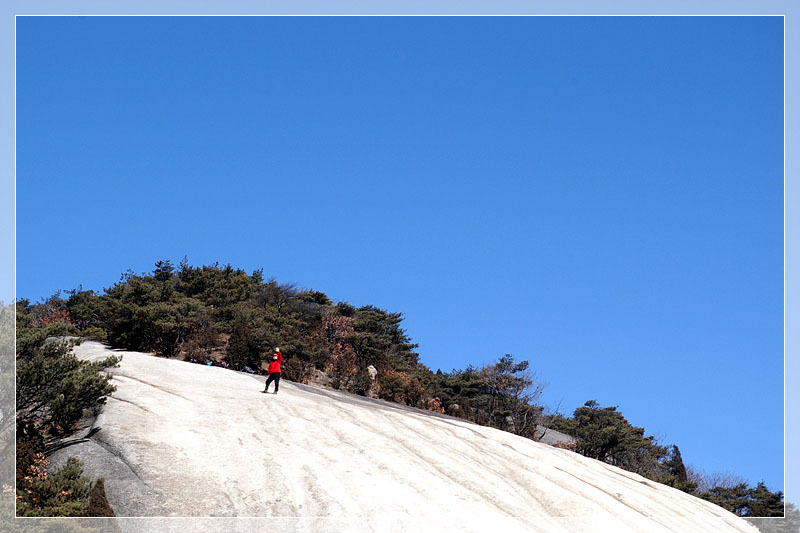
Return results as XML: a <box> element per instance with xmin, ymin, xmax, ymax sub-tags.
<box><xmin>55</xmin><ymin>341</ymin><xmax>757</xmax><ymax>533</ymax></box>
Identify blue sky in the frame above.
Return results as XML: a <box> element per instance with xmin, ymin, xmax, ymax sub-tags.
<box><xmin>16</xmin><ymin>16</ymin><xmax>783</xmax><ymax>491</ymax></box>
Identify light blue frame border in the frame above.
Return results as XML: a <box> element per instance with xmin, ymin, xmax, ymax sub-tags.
<box><xmin>3</xmin><ymin>1</ymin><xmax>795</xmax><ymax>529</ymax></box>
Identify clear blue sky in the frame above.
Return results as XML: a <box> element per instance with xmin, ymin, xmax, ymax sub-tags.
<box><xmin>16</xmin><ymin>16</ymin><xmax>783</xmax><ymax>491</ymax></box>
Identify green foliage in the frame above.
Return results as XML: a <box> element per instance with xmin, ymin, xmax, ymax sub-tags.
<box><xmin>16</xmin><ymin>457</ymin><xmax>92</xmax><ymax>517</ymax></box>
<box><xmin>226</xmin><ymin>323</ymin><xmax>264</xmax><ymax>369</ymax></box>
<box><xmin>99</xmin><ymin>271</ymin><xmax>208</xmax><ymax>356</ymax></box>
<box><xmin>428</xmin><ymin>366</ymin><xmax>485</xmax><ymax>406</ymax></box>
<box><xmin>554</xmin><ymin>400</ymin><xmax>695</xmax><ymax>493</ymax></box>
<box><xmin>699</xmin><ymin>481</ymin><xmax>785</xmax><ymax>518</ymax></box>
<box><xmin>421</xmin><ymin>357</ymin><xmax>544</xmax><ymax>435</ymax></box>
<box><xmin>65</xmin><ymin>289</ymin><xmax>103</xmax><ymax>326</ymax></box>
<box><xmin>545</xmin><ymin>412</ymin><xmax>575</xmax><ymax>434</ymax></box>
<box><xmin>352</xmin><ymin>305</ymin><xmax>419</xmax><ymax>372</ymax></box>
<box><xmin>153</xmin><ymin>260</ymin><xmax>175</xmax><ymax>282</ymax></box>
<box><xmin>478</xmin><ymin>354</ymin><xmax>544</xmax><ymax>437</ymax></box>
<box><xmin>57</xmin><ymin>262</ymin><xmax>424</xmax><ymax>391</ymax></box>
<box><xmin>15</xmin><ymin>299</ymin><xmax>75</xmax><ymax>358</ymax></box>
<box><xmin>15</xmin><ymin>303</ymin><xmax>120</xmax><ymax>518</ymax></box>
<box><xmin>176</xmin><ymin>262</ymin><xmax>260</xmax><ymax>327</ymax></box>
<box><xmin>297</xmin><ymin>290</ymin><xmax>332</xmax><ymax>306</ymax></box>
<box><xmin>747</xmin><ymin>483</ymin><xmax>787</xmax><ymax>518</ymax></box>
<box><xmin>16</xmin><ymin>337</ymin><xmax>119</xmax><ymax>443</ymax></box>
<box><xmin>16</xmin><ymin>427</ymin><xmax>44</xmax><ymax>488</ymax></box>
<box><xmin>86</xmin><ymin>478</ymin><xmax>115</xmax><ymax>517</ymax></box>
<box><xmin>569</xmin><ymin>400</ymin><xmax>655</xmax><ymax>467</ymax></box>
<box><xmin>378</xmin><ymin>374</ymin><xmax>410</xmax><ymax>403</ymax></box>
<box><xmin>182</xmin><ymin>323</ymin><xmax>220</xmax><ymax>362</ymax></box>
<box><xmin>654</xmin><ymin>445</ymin><xmax>697</xmax><ymax>493</ymax></box>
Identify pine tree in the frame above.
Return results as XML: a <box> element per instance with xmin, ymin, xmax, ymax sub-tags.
<box><xmin>86</xmin><ymin>478</ymin><xmax>116</xmax><ymax>517</ymax></box>
<box><xmin>16</xmin><ymin>337</ymin><xmax>119</xmax><ymax>444</ymax></box>
<box><xmin>16</xmin><ymin>457</ymin><xmax>92</xmax><ymax>517</ymax></box>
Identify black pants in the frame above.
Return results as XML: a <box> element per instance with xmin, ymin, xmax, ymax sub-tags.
<box><xmin>265</xmin><ymin>372</ymin><xmax>281</xmax><ymax>393</ymax></box>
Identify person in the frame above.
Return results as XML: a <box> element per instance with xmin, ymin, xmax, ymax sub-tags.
<box><xmin>263</xmin><ymin>347</ymin><xmax>283</xmax><ymax>394</ymax></box>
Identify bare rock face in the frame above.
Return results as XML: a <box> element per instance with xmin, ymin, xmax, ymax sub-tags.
<box><xmin>55</xmin><ymin>341</ymin><xmax>758</xmax><ymax>533</ymax></box>
<box><xmin>366</xmin><ymin>364</ymin><xmax>379</xmax><ymax>398</ymax></box>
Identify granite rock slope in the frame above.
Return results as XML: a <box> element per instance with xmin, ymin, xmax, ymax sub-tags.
<box><xmin>53</xmin><ymin>341</ymin><xmax>758</xmax><ymax>533</ymax></box>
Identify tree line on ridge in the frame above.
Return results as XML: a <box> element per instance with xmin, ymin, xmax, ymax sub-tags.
<box><xmin>11</xmin><ymin>260</ymin><xmax>788</xmax><ymax>523</ymax></box>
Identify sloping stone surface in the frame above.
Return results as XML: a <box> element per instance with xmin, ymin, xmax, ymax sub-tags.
<box><xmin>54</xmin><ymin>341</ymin><xmax>757</xmax><ymax>533</ymax></box>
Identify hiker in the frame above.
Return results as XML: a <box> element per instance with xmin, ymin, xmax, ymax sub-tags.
<box><xmin>263</xmin><ymin>347</ymin><xmax>283</xmax><ymax>394</ymax></box>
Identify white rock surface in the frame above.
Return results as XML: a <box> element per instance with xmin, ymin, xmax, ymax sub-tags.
<box><xmin>58</xmin><ymin>341</ymin><xmax>758</xmax><ymax>533</ymax></box>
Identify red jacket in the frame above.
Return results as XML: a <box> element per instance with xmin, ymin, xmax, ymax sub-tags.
<box><xmin>268</xmin><ymin>351</ymin><xmax>282</xmax><ymax>374</ymax></box>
